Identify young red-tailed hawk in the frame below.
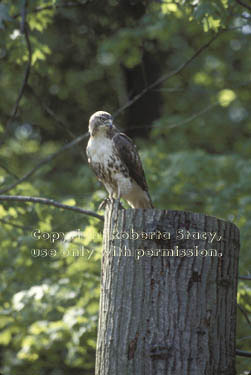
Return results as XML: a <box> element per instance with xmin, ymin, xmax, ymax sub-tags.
<box><xmin>86</xmin><ymin>111</ymin><xmax>153</xmax><ymax>209</ymax></box>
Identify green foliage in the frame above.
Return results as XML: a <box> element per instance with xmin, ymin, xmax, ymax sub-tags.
<box><xmin>0</xmin><ymin>3</ymin><xmax>12</xmax><ymax>29</ymax></box>
<box><xmin>0</xmin><ymin>0</ymin><xmax>250</xmax><ymax>374</ymax></box>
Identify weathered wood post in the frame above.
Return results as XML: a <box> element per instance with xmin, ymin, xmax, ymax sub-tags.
<box><xmin>95</xmin><ymin>207</ymin><xmax>240</xmax><ymax>375</ymax></box>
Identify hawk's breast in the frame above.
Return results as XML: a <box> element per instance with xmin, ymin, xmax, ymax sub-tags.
<box><xmin>87</xmin><ymin>135</ymin><xmax>132</xmax><ymax>196</ymax></box>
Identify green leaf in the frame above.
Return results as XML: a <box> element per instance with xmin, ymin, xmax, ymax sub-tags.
<box><xmin>0</xmin><ymin>4</ymin><xmax>12</xmax><ymax>29</ymax></box>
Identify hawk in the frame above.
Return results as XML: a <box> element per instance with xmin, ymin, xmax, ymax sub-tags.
<box><xmin>86</xmin><ymin>111</ymin><xmax>153</xmax><ymax>209</ymax></box>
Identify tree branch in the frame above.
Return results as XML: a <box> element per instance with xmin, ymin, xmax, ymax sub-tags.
<box><xmin>237</xmin><ymin>304</ymin><xmax>251</xmax><ymax>326</ymax></box>
<box><xmin>235</xmin><ymin>0</ymin><xmax>251</xmax><ymax>12</ymax></box>
<box><xmin>113</xmin><ymin>30</ymin><xmax>224</xmax><ymax>118</ymax></box>
<box><xmin>0</xmin><ymin>133</ymin><xmax>88</xmax><ymax>195</ymax></box>
<box><xmin>26</xmin><ymin>84</ymin><xmax>76</xmax><ymax>140</ymax></box>
<box><xmin>130</xmin><ymin>101</ymin><xmax>220</xmax><ymax>131</ymax></box>
<box><xmin>0</xmin><ymin>195</ymin><xmax>104</xmax><ymax>221</ymax></box>
<box><xmin>0</xmin><ymin>163</ymin><xmax>19</xmax><ymax>180</ymax></box>
<box><xmin>20</xmin><ymin>0</ymin><xmax>28</xmax><ymax>33</ymax></box>
<box><xmin>236</xmin><ymin>349</ymin><xmax>251</xmax><ymax>357</ymax></box>
<box><xmin>0</xmin><ymin>5</ymin><xmax>32</xmax><ymax>147</ymax></box>
<box><xmin>239</xmin><ymin>275</ymin><xmax>251</xmax><ymax>280</ymax></box>
<box><xmin>237</xmin><ymin>335</ymin><xmax>251</xmax><ymax>342</ymax></box>
<box><xmin>0</xmin><ymin>102</ymin><xmax>223</xmax><ymax>195</ymax></box>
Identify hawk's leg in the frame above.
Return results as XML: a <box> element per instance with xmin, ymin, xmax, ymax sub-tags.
<box><xmin>114</xmin><ymin>199</ymin><xmax>124</xmax><ymax>210</ymax></box>
<box><xmin>98</xmin><ymin>188</ymin><xmax>124</xmax><ymax>211</ymax></box>
<box><xmin>115</xmin><ymin>187</ymin><xmax>124</xmax><ymax>210</ymax></box>
<box><xmin>98</xmin><ymin>194</ymin><xmax>120</xmax><ymax>210</ymax></box>
<box><xmin>112</xmin><ymin>187</ymin><xmax>123</xmax><ymax>230</ymax></box>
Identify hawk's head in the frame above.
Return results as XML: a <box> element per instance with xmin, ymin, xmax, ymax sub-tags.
<box><xmin>88</xmin><ymin>111</ymin><xmax>113</xmax><ymax>136</ymax></box>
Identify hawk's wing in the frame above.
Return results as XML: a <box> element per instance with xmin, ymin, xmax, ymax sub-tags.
<box><xmin>112</xmin><ymin>132</ymin><xmax>149</xmax><ymax>193</ymax></box>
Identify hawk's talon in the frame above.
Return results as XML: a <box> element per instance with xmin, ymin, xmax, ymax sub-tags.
<box><xmin>98</xmin><ymin>198</ymin><xmax>124</xmax><ymax>210</ymax></box>
<box><xmin>98</xmin><ymin>198</ymin><xmax>111</xmax><ymax>210</ymax></box>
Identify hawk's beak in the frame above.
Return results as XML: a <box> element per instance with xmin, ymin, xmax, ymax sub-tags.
<box><xmin>105</xmin><ymin>119</ymin><xmax>113</xmax><ymax>128</ymax></box>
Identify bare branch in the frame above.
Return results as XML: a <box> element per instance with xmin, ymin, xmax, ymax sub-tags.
<box><xmin>236</xmin><ymin>349</ymin><xmax>251</xmax><ymax>357</ymax></box>
<box><xmin>20</xmin><ymin>0</ymin><xmax>28</xmax><ymax>33</ymax></box>
<box><xmin>237</xmin><ymin>335</ymin><xmax>251</xmax><ymax>342</ymax></box>
<box><xmin>113</xmin><ymin>30</ymin><xmax>224</xmax><ymax>118</ymax></box>
<box><xmin>237</xmin><ymin>304</ymin><xmax>251</xmax><ymax>326</ymax></box>
<box><xmin>166</xmin><ymin>102</ymin><xmax>220</xmax><ymax>130</ymax></box>
<box><xmin>0</xmin><ymin>103</ymin><xmax>222</xmax><ymax>194</ymax></box>
<box><xmin>239</xmin><ymin>275</ymin><xmax>251</xmax><ymax>280</ymax></box>
<box><xmin>0</xmin><ymin>163</ymin><xmax>19</xmax><ymax>180</ymax></box>
<box><xmin>0</xmin><ymin>195</ymin><xmax>104</xmax><ymax>221</ymax></box>
<box><xmin>0</xmin><ymin>8</ymin><xmax>32</xmax><ymax>147</ymax></box>
<box><xmin>27</xmin><ymin>84</ymin><xmax>76</xmax><ymax>140</ymax></box>
<box><xmin>235</xmin><ymin>0</ymin><xmax>251</xmax><ymax>12</ymax></box>
<box><xmin>0</xmin><ymin>133</ymin><xmax>88</xmax><ymax>195</ymax></box>
<box><xmin>129</xmin><ymin>101</ymin><xmax>219</xmax><ymax>132</ymax></box>
<box><xmin>9</xmin><ymin>24</ymin><xmax>31</xmax><ymax>118</ymax></box>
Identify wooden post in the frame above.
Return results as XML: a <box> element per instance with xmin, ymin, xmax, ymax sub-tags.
<box><xmin>95</xmin><ymin>207</ymin><xmax>240</xmax><ymax>375</ymax></box>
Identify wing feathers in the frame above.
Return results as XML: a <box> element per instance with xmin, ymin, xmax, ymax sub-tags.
<box><xmin>112</xmin><ymin>132</ymin><xmax>149</xmax><ymax>193</ymax></box>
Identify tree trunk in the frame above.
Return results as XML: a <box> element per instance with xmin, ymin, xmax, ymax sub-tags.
<box><xmin>95</xmin><ymin>207</ymin><xmax>240</xmax><ymax>375</ymax></box>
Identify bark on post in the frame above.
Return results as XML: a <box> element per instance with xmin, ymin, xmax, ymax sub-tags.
<box><xmin>95</xmin><ymin>207</ymin><xmax>240</xmax><ymax>375</ymax></box>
